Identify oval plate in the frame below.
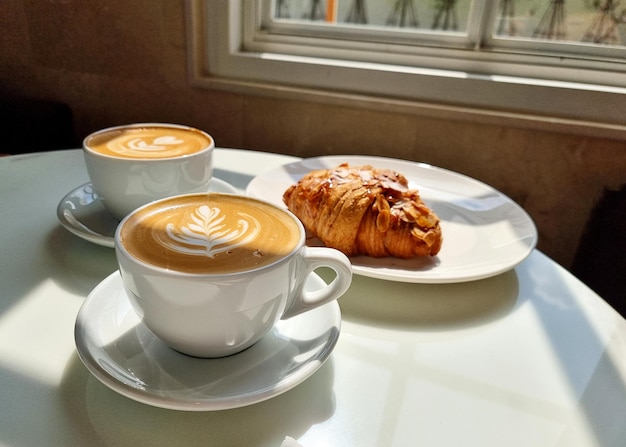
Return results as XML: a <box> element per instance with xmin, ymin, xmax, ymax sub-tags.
<box><xmin>246</xmin><ymin>155</ymin><xmax>537</xmax><ymax>283</ymax></box>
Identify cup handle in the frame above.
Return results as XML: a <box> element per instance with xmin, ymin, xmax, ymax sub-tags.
<box><xmin>281</xmin><ymin>247</ymin><xmax>352</xmax><ymax>320</ymax></box>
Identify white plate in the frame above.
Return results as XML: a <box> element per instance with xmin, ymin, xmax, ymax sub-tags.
<box><xmin>57</xmin><ymin>178</ymin><xmax>238</xmax><ymax>248</ymax></box>
<box><xmin>74</xmin><ymin>271</ymin><xmax>341</xmax><ymax>411</ymax></box>
<box><xmin>246</xmin><ymin>155</ymin><xmax>537</xmax><ymax>283</ymax></box>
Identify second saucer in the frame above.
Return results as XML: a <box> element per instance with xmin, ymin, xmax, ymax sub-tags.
<box><xmin>57</xmin><ymin>178</ymin><xmax>239</xmax><ymax>247</ymax></box>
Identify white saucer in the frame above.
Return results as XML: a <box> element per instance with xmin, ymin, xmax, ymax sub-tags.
<box><xmin>57</xmin><ymin>178</ymin><xmax>238</xmax><ymax>248</ymax></box>
<box><xmin>74</xmin><ymin>271</ymin><xmax>341</xmax><ymax>411</ymax></box>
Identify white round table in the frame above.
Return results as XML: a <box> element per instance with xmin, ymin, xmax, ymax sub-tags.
<box><xmin>1</xmin><ymin>148</ymin><xmax>624</xmax><ymax>447</ymax></box>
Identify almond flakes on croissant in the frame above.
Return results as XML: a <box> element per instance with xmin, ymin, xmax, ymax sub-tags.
<box><xmin>283</xmin><ymin>163</ymin><xmax>442</xmax><ymax>258</ymax></box>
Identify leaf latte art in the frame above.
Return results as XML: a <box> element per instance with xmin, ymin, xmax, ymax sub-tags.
<box><xmin>155</xmin><ymin>205</ymin><xmax>261</xmax><ymax>258</ymax></box>
<box><xmin>119</xmin><ymin>194</ymin><xmax>301</xmax><ymax>274</ymax></box>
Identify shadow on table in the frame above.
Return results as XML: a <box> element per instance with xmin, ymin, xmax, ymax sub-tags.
<box><xmin>336</xmin><ymin>269</ymin><xmax>520</xmax><ymax>331</ymax></box>
<box><xmin>212</xmin><ymin>167</ymin><xmax>253</xmax><ymax>192</ymax></box>
<box><xmin>520</xmin><ymin>254</ymin><xmax>626</xmax><ymax>446</ymax></box>
<box><xmin>60</xmin><ymin>351</ymin><xmax>335</xmax><ymax>447</ymax></box>
<box><xmin>45</xmin><ymin>225</ymin><xmax>118</xmax><ymax>298</ymax></box>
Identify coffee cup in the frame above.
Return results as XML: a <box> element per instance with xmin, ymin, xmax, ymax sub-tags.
<box><xmin>114</xmin><ymin>192</ymin><xmax>353</xmax><ymax>358</ymax></box>
<box><xmin>83</xmin><ymin>123</ymin><xmax>214</xmax><ymax>220</ymax></box>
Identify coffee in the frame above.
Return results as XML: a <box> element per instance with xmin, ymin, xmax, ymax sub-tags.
<box><xmin>115</xmin><ymin>192</ymin><xmax>351</xmax><ymax>357</ymax></box>
<box><xmin>120</xmin><ymin>194</ymin><xmax>301</xmax><ymax>274</ymax></box>
<box><xmin>83</xmin><ymin>123</ymin><xmax>214</xmax><ymax>220</ymax></box>
<box><xmin>86</xmin><ymin>125</ymin><xmax>212</xmax><ymax>159</ymax></box>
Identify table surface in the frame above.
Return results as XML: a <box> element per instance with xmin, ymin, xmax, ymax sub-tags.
<box><xmin>1</xmin><ymin>148</ymin><xmax>625</xmax><ymax>447</ymax></box>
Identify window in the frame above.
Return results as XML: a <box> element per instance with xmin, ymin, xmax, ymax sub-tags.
<box><xmin>188</xmin><ymin>1</ymin><xmax>626</xmax><ymax>132</ymax></box>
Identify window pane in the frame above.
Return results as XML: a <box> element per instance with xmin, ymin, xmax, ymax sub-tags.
<box><xmin>253</xmin><ymin>0</ymin><xmax>626</xmax><ymax>79</ymax></box>
<box><xmin>273</xmin><ymin>0</ymin><xmax>476</xmax><ymax>34</ymax></box>
<box><xmin>195</xmin><ymin>1</ymin><xmax>626</xmax><ymax>128</ymax></box>
<box><xmin>493</xmin><ymin>0</ymin><xmax>626</xmax><ymax>47</ymax></box>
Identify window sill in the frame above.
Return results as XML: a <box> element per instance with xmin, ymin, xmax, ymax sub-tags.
<box><xmin>187</xmin><ymin>0</ymin><xmax>626</xmax><ymax>142</ymax></box>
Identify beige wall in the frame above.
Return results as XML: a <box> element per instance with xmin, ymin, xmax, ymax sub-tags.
<box><xmin>2</xmin><ymin>0</ymin><xmax>625</xmax><ymax>270</ymax></box>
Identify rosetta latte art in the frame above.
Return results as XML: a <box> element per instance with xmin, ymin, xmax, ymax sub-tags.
<box><xmin>120</xmin><ymin>194</ymin><xmax>301</xmax><ymax>274</ymax></box>
<box><xmin>155</xmin><ymin>205</ymin><xmax>261</xmax><ymax>258</ymax></box>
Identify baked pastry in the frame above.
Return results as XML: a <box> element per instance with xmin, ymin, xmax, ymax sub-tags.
<box><xmin>283</xmin><ymin>163</ymin><xmax>442</xmax><ymax>258</ymax></box>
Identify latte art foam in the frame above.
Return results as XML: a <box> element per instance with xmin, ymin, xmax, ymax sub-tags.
<box><xmin>120</xmin><ymin>194</ymin><xmax>301</xmax><ymax>274</ymax></box>
<box><xmin>86</xmin><ymin>126</ymin><xmax>211</xmax><ymax>159</ymax></box>
<box><xmin>156</xmin><ymin>205</ymin><xmax>262</xmax><ymax>258</ymax></box>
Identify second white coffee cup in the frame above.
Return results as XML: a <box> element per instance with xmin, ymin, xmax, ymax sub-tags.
<box><xmin>115</xmin><ymin>193</ymin><xmax>353</xmax><ymax>358</ymax></box>
<box><xmin>83</xmin><ymin>123</ymin><xmax>214</xmax><ymax>220</ymax></box>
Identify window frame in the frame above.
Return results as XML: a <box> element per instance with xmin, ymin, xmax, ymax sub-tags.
<box><xmin>187</xmin><ymin>0</ymin><xmax>626</xmax><ymax>137</ymax></box>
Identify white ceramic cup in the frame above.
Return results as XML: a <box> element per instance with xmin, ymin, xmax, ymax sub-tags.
<box><xmin>114</xmin><ymin>193</ymin><xmax>353</xmax><ymax>358</ymax></box>
<box><xmin>83</xmin><ymin>123</ymin><xmax>214</xmax><ymax>220</ymax></box>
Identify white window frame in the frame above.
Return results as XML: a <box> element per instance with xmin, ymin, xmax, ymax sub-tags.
<box><xmin>187</xmin><ymin>0</ymin><xmax>626</xmax><ymax>139</ymax></box>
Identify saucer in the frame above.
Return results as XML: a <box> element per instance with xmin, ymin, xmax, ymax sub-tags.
<box><xmin>74</xmin><ymin>271</ymin><xmax>341</xmax><ymax>411</ymax></box>
<box><xmin>57</xmin><ymin>178</ymin><xmax>239</xmax><ymax>248</ymax></box>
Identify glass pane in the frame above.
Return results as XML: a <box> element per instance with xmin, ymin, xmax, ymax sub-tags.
<box><xmin>273</xmin><ymin>0</ymin><xmax>475</xmax><ymax>34</ymax></box>
<box><xmin>493</xmin><ymin>0</ymin><xmax>626</xmax><ymax>47</ymax></box>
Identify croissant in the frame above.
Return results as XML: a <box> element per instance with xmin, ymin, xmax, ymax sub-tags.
<box><xmin>283</xmin><ymin>163</ymin><xmax>442</xmax><ymax>258</ymax></box>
